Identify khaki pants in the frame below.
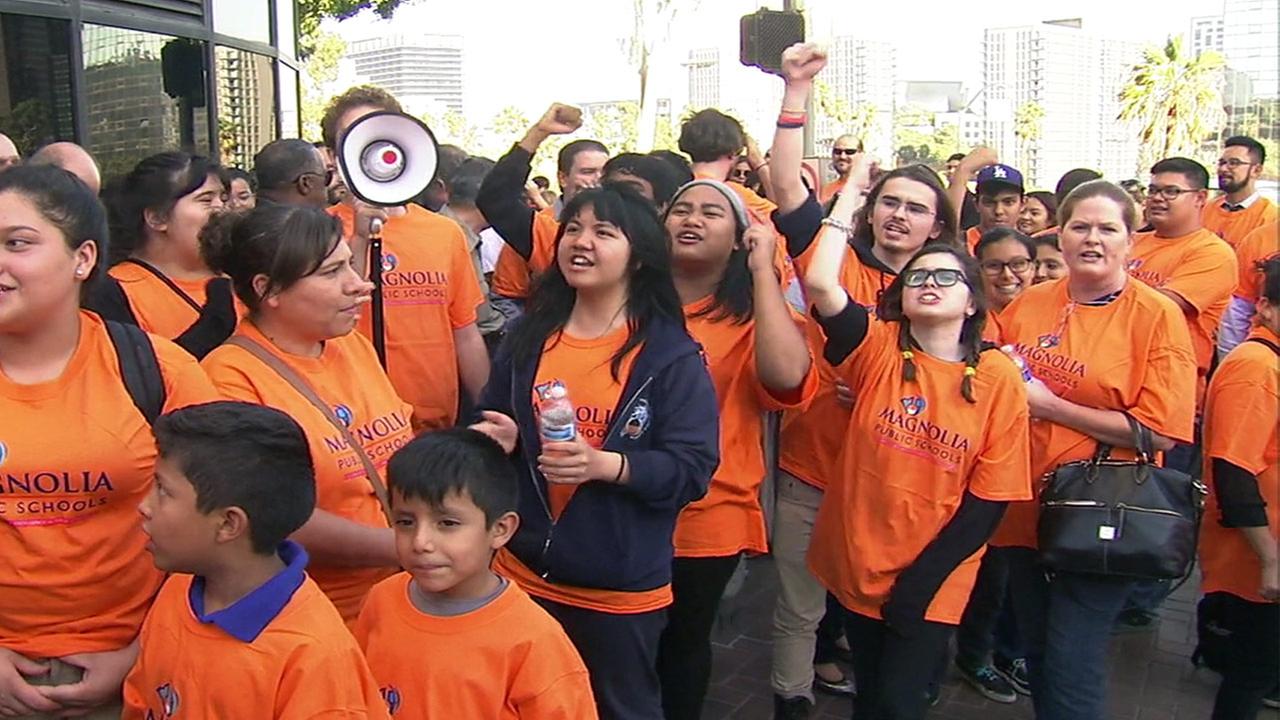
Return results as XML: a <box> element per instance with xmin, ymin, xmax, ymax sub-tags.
<box><xmin>769</xmin><ymin>471</ymin><xmax>829</xmax><ymax>702</ymax></box>
<box><xmin>13</xmin><ymin>658</ymin><xmax>121</xmax><ymax>720</ymax></box>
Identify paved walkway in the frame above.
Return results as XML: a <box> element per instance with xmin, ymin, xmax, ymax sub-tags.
<box><xmin>701</xmin><ymin>557</ymin><xmax>1272</xmax><ymax>720</ymax></box>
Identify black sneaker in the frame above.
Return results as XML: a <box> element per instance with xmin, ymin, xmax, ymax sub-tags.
<box><xmin>956</xmin><ymin>660</ymin><xmax>1017</xmax><ymax>704</ymax></box>
<box><xmin>774</xmin><ymin>694</ymin><xmax>812</xmax><ymax>720</ymax></box>
<box><xmin>992</xmin><ymin>656</ymin><xmax>1031</xmax><ymax>696</ymax></box>
<box><xmin>1263</xmin><ymin>685</ymin><xmax>1279</xmax><ymax>710</ymax></box>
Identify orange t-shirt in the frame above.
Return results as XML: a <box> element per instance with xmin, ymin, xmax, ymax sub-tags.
<box><xmin>123</xmin><ymin>574</ymin><xmax>389</xmax><ymax>720</ymax></box>
<box><xmin>202</xmin><ymin>321</ymin><xmax>413</xmax><ymax>623</ymax></box>
<box><xmin>806</xmin><ymin>320</ymin><xmax>1032</xmax><ymax>624</ymax></box>
<box><xmin>966</xmin><ymin>227</ymin><xmax>983</xmax><ymax>254</ymax></box>
<box><xmin>820</xmin><ymin>178</ymin><xmax>847</xmax><ymax>204</ymax></box>
<box><xmin>489</xmin><ymin>207</ymin><xmax>561</xmax><ymax>300</ymax></box>
<box><xmin>494</xmin><ymin>327</ymin><xmax>669</xmax><ymax>614</ymax></box>
<box><xmin>674</xmin><ymin>300</ymin><xmax>817</xmax><ymax>557</ymax></box>
<box><xmin>108</xmin><ymin>262</ymin><xmax>246</xmax><ymax>341</ymax></box>
<box><xmin>779</xmin><ymin>243</ymin><xmax>895</xmax><ymax>490</ymax></box>
<box><xmin>1202</xmin><ymin>195</ymin><xmax>1278</xmax><ymax>249</ymax></box>
<box><xmin>1130</xmin><ymin>228</ymin><xmax>1237</xmax><ymax>395</ymax></box>
<box><xmin>331</xmin><ymin>204</ymin><xmax>484</xmax><ymax>432</ymax></box>
<box><xmin>353</xmin><ymin>574</ymin><xmax>598</xmax><ymax>719</ymax></box>
<box><xmin>0</xmin><ymin>312</ymin><xmax>217</xmax><ymax>658</ymax></box>
<box><xmin>984</xmin><ymin>308</ymin><xmax>1005</xmax><ymax>344</ymax></box>
<box><xmin>1233</xmin><ymin>221</ymin><xmax>1279</xmax><ymax>303</ymax></box>
<box><xmin>990</xmin><ymin>279</ymin><xmax>1198</xmax><ymax>548</ymax></box>
<box><xmin>1199</xmin><ymin>326</ymin><xmax>1280</xmax><ymax>604</ymax></box>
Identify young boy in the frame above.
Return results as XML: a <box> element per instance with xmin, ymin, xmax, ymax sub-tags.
<box><xmin>353</xmin><ymin>428</ymin><xmax>597</xmax><ymax>719</ymax></box>
<box><xmin>123</xmin><ymin>401</ymin><xmax>389</xmax><ymax>719</ymax></box>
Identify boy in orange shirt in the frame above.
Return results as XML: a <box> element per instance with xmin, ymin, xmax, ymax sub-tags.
<box><xmin>354</xmin><ymin>429</ymin><xmax>597</xmax><ymax>719</ymax></box>
<box><xmin>123</xmin><ymin>402</ymin><xmax>388</xmax><ymax>719</ymax></box>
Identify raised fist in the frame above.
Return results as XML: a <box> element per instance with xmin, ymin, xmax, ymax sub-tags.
<box><xmin>535</xmin><ymin>103</ymin><xmax>584</xmax><ymax>136</ymax></box>
<box><xmin>781</xmin><ymin>43</ymin><xmax>828</xmax><ymax>84</ymax></box>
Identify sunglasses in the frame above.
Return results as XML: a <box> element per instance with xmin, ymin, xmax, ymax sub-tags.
<box><xmin>299</xmin><ymin>169</ymin><xmax>336</xmax><ymax>185</ymax></box>
<box><xmin>832</xmin><ymin>148</ymin><xmax>858</xmax><ymax>157</ymax></box>
<box><xmin>903</xmin><ymin>268</ymin><xmax>967</xmax><ymax>288</ymax></box>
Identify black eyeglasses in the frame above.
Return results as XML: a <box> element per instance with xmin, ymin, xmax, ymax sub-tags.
<box><xmin>980</xmin><ymin>258</ymin><xmax>1033</xmax><ymax>276</ymax></box>
<box><xmin>1216</xmin><ymin>158</ymin><xmax>1255</xmax><ymax>169</ymax></box>
<box><xmin>903</xmin><ymin>268</ymin><xmax>967</xmax><ymax>288</ymax></box>
<box><xmin>299</xmin><ymin>169</ymin><xmax>335</xmax><ymax>185</ymax></box>
<box><xmin>1146</xmin><ymin>185</ymin><xmax>1197</xmax><ymax>201</ymax></box>
<box><xmin>832</xmin><ymin>148</ymin><xmax>858</xmax><ymax>157</ymax></box>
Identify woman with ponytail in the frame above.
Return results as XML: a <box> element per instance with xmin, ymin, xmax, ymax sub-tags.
<box><xmin>197</xmin><ymin>203</ymin><xmax>414</xmax><ymax>624</ymax></box>
<box><xmin>786</xmin><ymin>41</ymin><xmax>1032</xmax><ymax>717</ymax></box>
<box><xmin>86</xmin><ymin>152</ymin><xmax>237</xmax><ymax>358</ymax></box>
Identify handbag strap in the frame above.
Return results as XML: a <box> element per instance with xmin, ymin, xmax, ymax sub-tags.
<box><xmin>122</xmin><ymin>258</ymin><xmax>204</xmax><ymax>313</ymax></box>
<box><xmin>1092</xmin><ymin>412</ymin><xmax>1154</xmax><ymax>464</ymax></box>
<box><xmin>225</xmin><ymin>336</ymin><xmax>394</xmax><ymax>526</ymax></box>
<box><xmin>1246</xmin><ymin>336</ymin><xmax>1280</xmax><ymax>356</ymax></box>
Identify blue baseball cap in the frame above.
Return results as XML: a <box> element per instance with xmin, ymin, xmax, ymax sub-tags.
<box><xmin>975</xmin><ymin>164</ymin><xmax>1025</xmax><ymax>195</ymax></box>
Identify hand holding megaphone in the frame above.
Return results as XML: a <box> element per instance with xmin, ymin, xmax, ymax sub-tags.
<box><xmin>352</xmin><ymin>201</ymin><xmax>407</xmax><ymax>239</ymax></box>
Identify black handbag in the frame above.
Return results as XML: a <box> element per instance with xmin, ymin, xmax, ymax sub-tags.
<box><xmin>1037</xmin><ymin>414</ymin><xmax>1206</xmax><ymax>579</ymax></box>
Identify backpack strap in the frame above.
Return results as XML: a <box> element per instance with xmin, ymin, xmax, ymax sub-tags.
<box><xmin>121</xmin><ymin>258</ymin><xmax>203</xmax><ymax>313</ymax></box>
<box><xmin>1245</xmin><ymin>336</ymin><xmax>1280</xmax><ymax>356</ymax></box>
<box><xmin>104</xmin><ymin>320</ymin><xmax>166</xmax><ymax>426</ymax></box>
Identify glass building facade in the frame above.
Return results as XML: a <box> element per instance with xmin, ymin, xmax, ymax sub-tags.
<box><xmin>0</xmin><ymin>0</ymin><xmax>300</xmax><ymax>179</ymax></box>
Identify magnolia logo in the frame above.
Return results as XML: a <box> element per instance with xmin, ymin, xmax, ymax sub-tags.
<box><xmin>382</xmin><ymin>253</ymin><xmax>398</xmax><ymax>273</ymax></box>
<box><xmin>1038</xmin><ymin>333</ymin><xmax>1061</xmax><ymax>349</ymax></box>
<box><xmin>900</xmin><ymin>396</ymin><xmax>927</xmax><ymax>417</ymax></box>
<box><xmin>0</xmin><ymin>441</ymin><xmax>7</xmax><ymax>468</ymax></box>
<box><xmin>1126</xmin><ymin>258</ymin><xmax>1143</xmax><ymax>271</ymax></box>
<box><xmin>155</xmin><ymin>683</ymin><xmax>179</xmax><ymax>717</ymax></box>
<box><xmin>380</xmin><ymin>686</ymin><xmax>402</xmax><ymax>715</ymax></box>
<box><xmin>333</xmin><ymin>404</ymin><xmax>354</xmax><ymax>427</ymax></box>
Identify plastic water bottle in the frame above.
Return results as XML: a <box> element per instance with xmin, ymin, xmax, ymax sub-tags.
<box><xmin>538</xmin><ymin>382</ymin><xmax>577</xmax><ymax>441</ymax></box>
<box><xmin>1001</xmin><ymin>344</ymin><xmax>1034</xmax><ymax>382</ymax></box>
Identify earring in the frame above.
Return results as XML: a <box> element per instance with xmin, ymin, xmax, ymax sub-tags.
<box><xmin>75</xmin><ymin>269</ymin><xmax>85</xmax><ymax>277</ymax></box>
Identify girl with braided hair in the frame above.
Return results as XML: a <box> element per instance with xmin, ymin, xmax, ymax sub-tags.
<box><xmin>798</xmin><ymin>114</ymin><xmax>1033</xmax><ymax>718</ymax></box>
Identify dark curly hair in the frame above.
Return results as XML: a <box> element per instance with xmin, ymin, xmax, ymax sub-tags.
<box><xmin>678</xmin><ymin>109</ymin><xmax>746</xmax><ymax>164</ymax></box>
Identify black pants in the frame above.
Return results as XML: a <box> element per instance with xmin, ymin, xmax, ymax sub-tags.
<box><xmin>1209</xmin><ymin>592</ymin><xmax>1280</xmax><ymax>720</ymax></box>
<box><xmin>656</xmin><ymin>555</ymin><xmax>742</xmax><ymax>720</ymax></box>
<box><xmin>843</xmin><ymin>608</ymin><xmax>955</xmax><ymax>720</ymax></box>
<box><xmin>815</xmin><ymin>592</ymin><xmax>846</xmax><ymax>665</ymax></box>
<box><xmin>955</xmin><ymin>546</ymin><xmax>1022</xmax><ymax>668</ymax></box>
<box><xmin>536</xmin><ymin>597</ymin><xmax>667</xmax><ymax>720</ymax></box>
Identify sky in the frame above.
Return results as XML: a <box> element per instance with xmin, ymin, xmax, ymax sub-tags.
<box><xmin>331</xmin><ymin>0</ymin><xmax>1221</xmax><ymax>122</ymax></box>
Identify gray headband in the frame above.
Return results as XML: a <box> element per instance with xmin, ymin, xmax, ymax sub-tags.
<box><xmin>667</xmin><ymin>179</ymin><xmax>751</xmax><ymax>230</ymax></box>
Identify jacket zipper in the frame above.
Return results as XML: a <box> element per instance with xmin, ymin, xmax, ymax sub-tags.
<box><xmin>533</xmin><ymin>373</ymin><xmax>656</xmax><ymax>579</ymax></box>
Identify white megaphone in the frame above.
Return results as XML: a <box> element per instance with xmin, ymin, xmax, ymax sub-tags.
<box><xmin>336</xmin><ymin>110</ymin><xmax>440</xmax><ymax>207</ymax></box>
<box><xmin>336</xmin><ymin>111</ymin><xmax>440</xmax><ymax>368</ymax></box>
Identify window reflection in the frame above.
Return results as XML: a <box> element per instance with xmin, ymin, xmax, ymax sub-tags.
<box><xmin>82</xmin><ymin>24</ymin><xmax>210</xmax><ymax>180</ymax></box>
<box><xmin>278</xmin><ymin>64</ymin><xmax>300</xmax><ymax>138</ymax></box>
<box><xmin>0</xmin><ymin>14</ymin><xmax>74</xmax><ymax>156</ymax></box>
<box><xmin>276</xmin><ymin>0</ymin><xmax>297</xmax><ymax>59</ymax></box>
<box><xmin>215</xmin><ymin>46</ymin><xmax>277</xmax><ymax>169</ymax></box>
<box><xmin>213</xmin><ymin>0</ymin><xmax>270</xmax><ymax>46</ymax></box>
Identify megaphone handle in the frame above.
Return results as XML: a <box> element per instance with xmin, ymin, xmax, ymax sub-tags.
<box><xmin>369</xmin><ymin>231</ymin><xmax>387</xmax><ymax>369</ymax></box>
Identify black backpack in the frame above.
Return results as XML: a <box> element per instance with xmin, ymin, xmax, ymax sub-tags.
<box><xmin>104</xmin><ymin>320</ymin><xmax>166</xmax><ymax>426</ymax></box>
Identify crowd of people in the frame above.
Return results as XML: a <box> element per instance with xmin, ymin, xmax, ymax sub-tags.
<box><xmin>0</xmin><ymin>41</ymin><xmax>1276</xmax><ymax>720</ymax></box>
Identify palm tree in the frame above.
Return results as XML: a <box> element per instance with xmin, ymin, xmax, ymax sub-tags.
<box><xmin>1013</xmin><ymin>100</ymin><xmax>1045</xmax><ymax>178</ymax></box>
<box><xmin>1118</xmin><ymin>36</ymin><xmax>1226</xmax><ymax>173</ymax></box>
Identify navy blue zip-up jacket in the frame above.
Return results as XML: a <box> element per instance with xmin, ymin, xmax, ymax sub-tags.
<box><xmin>479</xmin><ymin>316</ymin><xmax>721</xmax><ymax>594</ymax></box>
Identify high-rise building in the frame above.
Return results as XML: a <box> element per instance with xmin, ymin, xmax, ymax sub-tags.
<box><xmin>348</xmin><ymin>33</ymin><xmax>464</xmax><ymax>118</ymax></box>
<box><xmin>814</xmin><ymin>36</ymin><xmax>896</xmax><ymax>158</ymax></box>
<box><xmin>1220</xmin><ymin>0</ymin><xmax>1278</xmax><ymax>100</ymax></box>
<box><xmin>1189</xmin><ymin>14</ymin><xmax>1225</xmax><ymax>57</ymax></box>
<box><xmin>686</xmin><ymin>48</ymin><xmax>720</xmax><ymax>110</ymax></box>
<box><xmin>982</xmin><ymin>20</ymin><xmax>1143</xmax><ymax>186</ymax></box>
